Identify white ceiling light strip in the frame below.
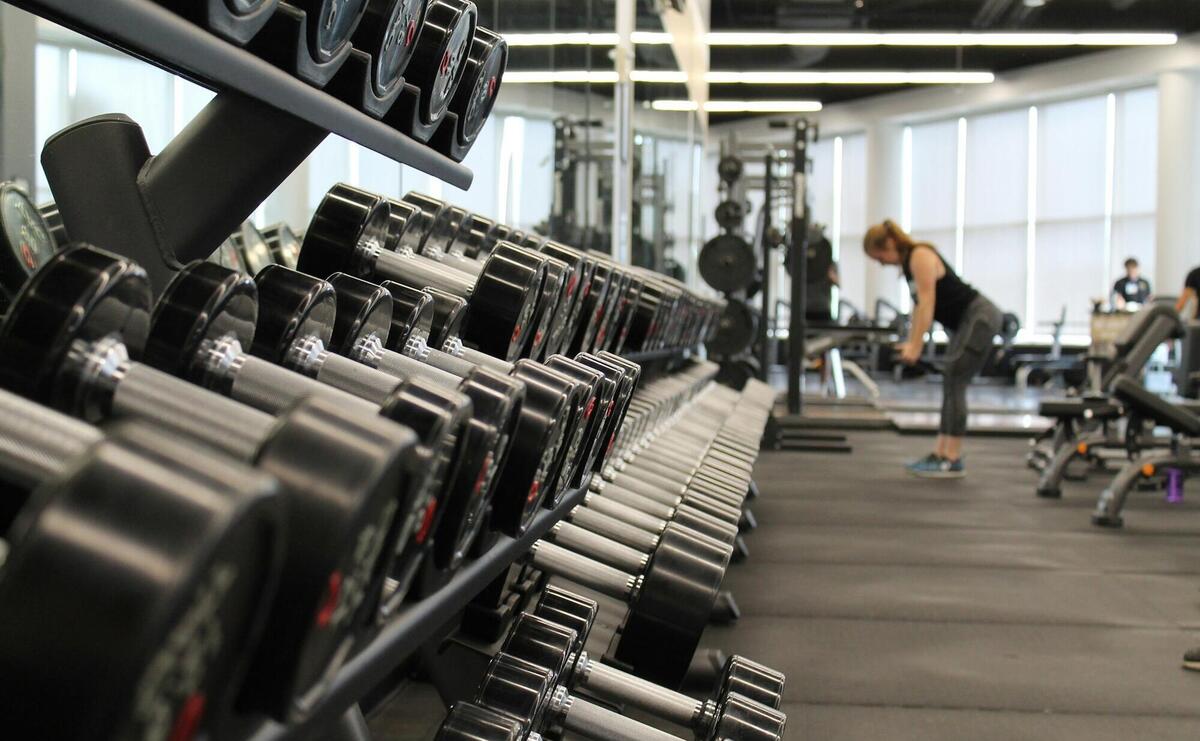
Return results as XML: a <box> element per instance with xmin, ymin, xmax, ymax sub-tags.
<box><xmin>651</xmin><ymin>100</ymin><xmax>824</xmax><ymax>112</ymax></box>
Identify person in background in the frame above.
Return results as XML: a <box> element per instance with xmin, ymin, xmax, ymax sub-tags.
<box><xmin>863</xmin><ymin>220</ymin><xmax>1002</xmax><ymax>478</ymax></box>
<box><xmin>1112</xmin><ymin>258</ymin><xmax>1152</xmax><ymax>310</ymax></box>
<box><xmin>1176</xmin><ymin>265</ymin><xmax>1200</xmax><ymax>319</ymax></box>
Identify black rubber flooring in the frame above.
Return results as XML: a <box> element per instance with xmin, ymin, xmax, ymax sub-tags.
<box><xmin>699</xmin><ymin>431</ymin><xmax>1200</xmax><ymax>739</ymax></box>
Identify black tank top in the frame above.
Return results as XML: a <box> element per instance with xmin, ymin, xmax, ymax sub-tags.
<box><xmin>902</xmin><ymin>244</ymin><xmax>979</xmax><ymax>331</ymax></box>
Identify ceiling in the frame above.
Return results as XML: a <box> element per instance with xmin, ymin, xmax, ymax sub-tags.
<box><xmin>481</xmin><ymin>0</ymin><xmax>1200</xmax><ymax>117</ymax></box>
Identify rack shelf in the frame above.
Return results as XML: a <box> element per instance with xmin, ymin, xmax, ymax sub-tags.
<box><xmin>10</xmin><ymin>0</ymin><xmax>473</xmax><ymax>190</ymax></box>
<box><xmin>243</xmin><ymin>478</ymin><xmax>590</xmax><ymax>740</ymax></box>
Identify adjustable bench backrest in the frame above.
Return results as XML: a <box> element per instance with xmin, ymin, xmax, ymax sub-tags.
<box><xmin>1112</xmin><ymin>376</ymin><xmax>1200</xmax><ymax>437</ymax></box>
<box><xmin>1102</xmin><ymin>303</ymin><xmax>1185</xmax><ymax>390</ymax></box>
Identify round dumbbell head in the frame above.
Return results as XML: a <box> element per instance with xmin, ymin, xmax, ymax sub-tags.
<box><xmin>476</xmin><ymin>652</ymin><xmax>556</xmax><ymax>734</ymax></box>
<box><xmin>435</xmin><ymin>702</ymin><xmax>525</xmax><ymax>741</ymax></box>
<box><xmin>297</xmin><ymin>183</ymin><xmax>391</xmax><ymax>281</ymax></box>
<box><xmin>425</xmin><ymin>287</ymin><xmax>469</xmax><ymax>348</ymax></box>
<box><xmin>406</xmin><ymin>0</ymin><xmax>478</xmax><ymax>126</ymax></box>
<box><xmin>146</xmin><ymin>261</ymin><xmax>258</xmax><ymax>384</ymax></box>
<box><xmin>298</xmin><ymin>0</ymin><xmax>368</xmax><ymax>63</ymax></box>
<box><xmin>720</xmin><ymin>656</ymin><xmax>786</xmax><ymax>710</ymax></box>
<box><xmin>324</xmin><ymin>272</ymin><xmax>394</xmax><ymax>354</ymax></box>
<box><xmin>0</xmin><ymin>182</ymin><xmax>57</xmax><ymax>312</ymax></box>
<box><xmin>491</xmin><ymin>362</ymin><xmax>570</xmax><ymax>536</ymax></box>
<box><xmin>451</xmin><ymin>28</ymin><xmax>507</xmax><ymax>147</ymax></box>
<box><xmin>699</xmin><ymin>234</ymin><xmax>756</xmax><ymax>294</ymax></box>
<box><xmin>378</xmin><ymin>281</ymin><xmax>436</xmax><ymax>348</ymax></box>
<box><xmin>544</xmin><ymin>355</ymin><xmax>611</xmax><ymax>487</ymax></box>
<box><xmin>453</xmin><ymin>213</ymin><xmax>497</xmax><ymax>258</ymax></box>
<box><xmin>707</xmin><ymin>693</ymin><xmax>788</xmax><ymax>741</ymax></box>
<box><xmin>717</xmin><ymin>154</ymin><xmax>744</xmax><ymax>184</ymax></box>
<box><xmin>572</xmin><ymin>353</ymin><xmax>634</xmax><ymax>469</ymax></box>
<box><xmin>250</xmin><ymin>265</ymin><xmax>337</xmax><ymax>362</ymax></box>
<box><xmin>398</xmin><ymin>192</ymin><xmax>454</xmax><ymax>254</ymax></box>
<box><xmin>501</xmin><ymin>613</ymin><xmax>577</xmax><ymax>683</ymax></box>
<box><xmin>533</xmin><ymin>585</ymin><xmax>598</xmax><ymax>656</ymax></box>
<box><xmin>0</xmin><ymin>421</ymin><xmax>284</xmax><ymax>740</ymax></box>
<box><xmin>523</xmin><ymin>253</ymin><xmax>568</xmax><ymax>360</ymax></box>
<box><xmin>714</xmin><ymin>200</ymin><xmax>746</xmax><ymax>231</ymax></box>
<box><xmin>519</xmin><ymin>233</ymin><xmax>547</xmax><ymax>251</ymax></box>
<box><xmin>355</xmin><ymin>0</ymin><xmax>429</xmax><ymax>97</ymax></box>
<box><xmin>614</xmin><ymin>525</ymin><xmax>733</xmax><ymax>688</ymax></box>
<box><xmin>514</xmin><ymin>360</ymin><xmax>589</xmax><ymax>510</ymax></box>
<box><xmin>707</xmin><ymin>299</ymin><xmax>759</xmax><ymax>358</ymax></box>
<box><xmin>262</xmin><ymin>223</ymin><xmax>302</xmax><ymax>270</ymax></box>
<box><xmin>463</xmin><ymin>243</ymin><xmax>543</xmax><ymax>361</ymax></box>
<box><xmin>232</xmin><ymin>221</ymin><xmax>277</xmax><ymax>276</ymax></box>
<box><xmin>0</xmin><ymin>244</ymin><xmax>150</xmax><ymax>409</ymax></box>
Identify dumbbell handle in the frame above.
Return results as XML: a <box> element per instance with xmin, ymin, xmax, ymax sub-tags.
<box><xmin>114</xmin><ymin>363</ymin><xmax>275</xmax><ymax>463</ymax></box>
<box><xmin>370</xmin><ymin>342</ymin><xmax>464</xmax><ymax>389</ymax></box>
<box><xmin>367</xmin><ymin>245</ymin><xmax>477</xmax><ymax>299</ymax></box>
<box><xmin>549</xmin><ymin>522</ymin><xmax>648</xmax><ymax>574</ymax></box>
<box><xmin>575</xmin><ymin>654</ymin><xmax>706</xmax><ymax>730</ymax></box>
<box><xmin>547</xmin><ymin>687</ymin><xmax>681</xmax><ymax>741</ymax></box>
<box><xmin>568</xmin><ymin>505</ymin><xmax>660</xmax><ymax>551</ymax></box>
<box><xmin>0</xmin><ymin>390</ymin><xmax>101</xmax><ymax>487</ymax></box>
<box><xmin>528</xmin><ymin>541</ymin><xmax>640</xmax><ymax>601</ymax></box>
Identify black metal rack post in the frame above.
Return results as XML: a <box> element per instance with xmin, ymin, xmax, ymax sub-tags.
<box><xmin>760</xmin><ymin>151</ymin><xmax>774</xmax><ymax>382</ymax></box>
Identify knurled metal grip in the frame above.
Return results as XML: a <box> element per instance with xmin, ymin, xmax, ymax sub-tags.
<box><xmin>528</xmin><ymin>541</ymin><xmax>639</xmax><ymax>601</ymax></box>
<box><xmin>0</xmin><ymin>389</ymin><xmax>101</xmax><ymax>487</ymax></box>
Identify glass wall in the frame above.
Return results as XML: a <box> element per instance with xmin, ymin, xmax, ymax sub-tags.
<box><xmin>904</xmin><ymin>86</ymin><xmax>1159</xmax><ymax>334</ymax></box>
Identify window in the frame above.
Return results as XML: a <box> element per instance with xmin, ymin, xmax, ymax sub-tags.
<box><xmin>964</xmin><ymin>108</ymin><xmax>1030</xmax><ymax>324</ymax></box>
<box><xmin>838</xmin><ymin>134</ymin><xmax>868</xmax><ymax>312</ymax></box>
<box><xmin>1111</xmin><ymin>87</ymin><xmax>1158</xmax><ymax>286</ymax></box>
<box><xmin>1035</xmin><ymin>95</ymin><xmax>1109</xmax><ymax>331</ymax></box>
<box><xmin>907</xmin><ymin>119</ymin><xmax>959</xmax><ymax>265</ymax></box>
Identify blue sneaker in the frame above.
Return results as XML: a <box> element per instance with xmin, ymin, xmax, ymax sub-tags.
<box><xmin>906</xmin><ymin>454</ymin><xmax>966</xmax><ymax>479</ymax></box>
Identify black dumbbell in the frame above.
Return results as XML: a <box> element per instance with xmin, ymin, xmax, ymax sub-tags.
<box><xmin>0</xmin><ymin>390</ymin><xmax>283</xmax><ymax>740</ymax></box>
<box><xmin>393</xmin><ymin>194</ymin><xmax>571</xmax><ymax>362</ymax></box>
<box><xmin>0</xmin><ymin>246</ymin><xmax>419</xmax><ymax>719</ymax></box>
<box><xmin>431</xmin><ymin>27</ymin><xmax>507</xmax><ymax>161</ymax></box>
<box><xmin>321</xmin><ymin>271</ymin><xmax>524</xmax><ymax>570</ymax></box>
<box><xmin>524</xmin><ymin>521</ymin><xmax>730</xmax><ymax>687</ymax></box>
<box><xmin>351</xmin><ymin>0</ymin><xmax>429</xmax><ymax>98</ymax></box>
<box><xmin>289</xmin><ymin>0</ymin><xmax>369</xmax><ymax>64</ymax></box>
<box><xmin>513</xmin><ymin>594</ymin><xmax>787</xmax><ymax>738</ymax></box>
<box><xmin>475</xmin><ymin>649</ymin><xmax>784</xmax><ymax>741</ymax></box>
<box><xmin>145</xmin><ymin>260</ymin><xmax>472</xmax><ymax>613</ymax></box>
<box><xmin>298</xmin><ymin>183</ymin><xmax>543</xmax><ymax>362</ymax></box>
<box><xmin>400</xmin><ymin>0</ymin><xmax>477</xmax><ymax>129</ymax></box>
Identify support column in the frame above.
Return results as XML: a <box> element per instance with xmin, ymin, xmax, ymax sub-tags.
<box><xmin>1155</xmin><ymin>70</ymin><xmax>1200</xmax><ymax>294</ymax></box>
<box><xmin>610</xmin><ymin>0</ymin><xmax>635</xmax><ymax>265</ymax></box>
<box><xmin>863</xmin><ymin>120</ymin><xmax>905</xmax><ymax>311</ymax></box>
<box><xmin>0</xmin><ymin>6</ymin><xmax>38</xmax><ymax>191</ymax></box>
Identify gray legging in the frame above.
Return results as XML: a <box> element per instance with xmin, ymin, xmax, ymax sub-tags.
<box><xmin>940</xmin><ymin>296</ymin><xmax>1003</xmax><ymax>437</ymax></box>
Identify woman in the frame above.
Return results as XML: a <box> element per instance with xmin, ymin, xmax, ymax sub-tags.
<box><xmin>864</xmin><ymin>220</ymin><xmax>1003</xmax><ymax>478</ymax></box>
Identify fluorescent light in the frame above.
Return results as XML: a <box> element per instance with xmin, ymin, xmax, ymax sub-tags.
<box><xmin>705</xmin><ymin>31</ymin><xmax>1177</xmax><ymax>46</ymax></box>
<box><xmin>704</xmin><ymin>70</ymin><xmax>994</xmax><ymax>84</ymax></box>
<box><xmin>651</xmin><ymin>100</ymin><xmax>824</xmax><ymax>113</ymax></box>
<box><xmin>503</xmin><ymin>31</ymin><xmax>671</xmax><ymax>46</ymax></box>
<box><xmin>504</xmin><ymin>70</ymin><xmax>620</xmax><ymax>84</ymax></box>
<box><xmin>630</xmin><ymin>70</ymin><xmax>689</xmax><ymax>83</ymax></box>
<box><xmin>650</xmin><ymin>100</ymin><xmax>700</xmax><ymax>111</ymax></box>
<box><xmin>507</xmin><ymin>70</ymin><xmax>990</xmax><ymax>85</ymax></box>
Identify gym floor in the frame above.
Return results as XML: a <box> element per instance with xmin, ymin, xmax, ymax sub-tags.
<box><xmin>702</xmin><ymin>430</ymin><xmax>1200</xmax><ymax>739</ymax></box>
